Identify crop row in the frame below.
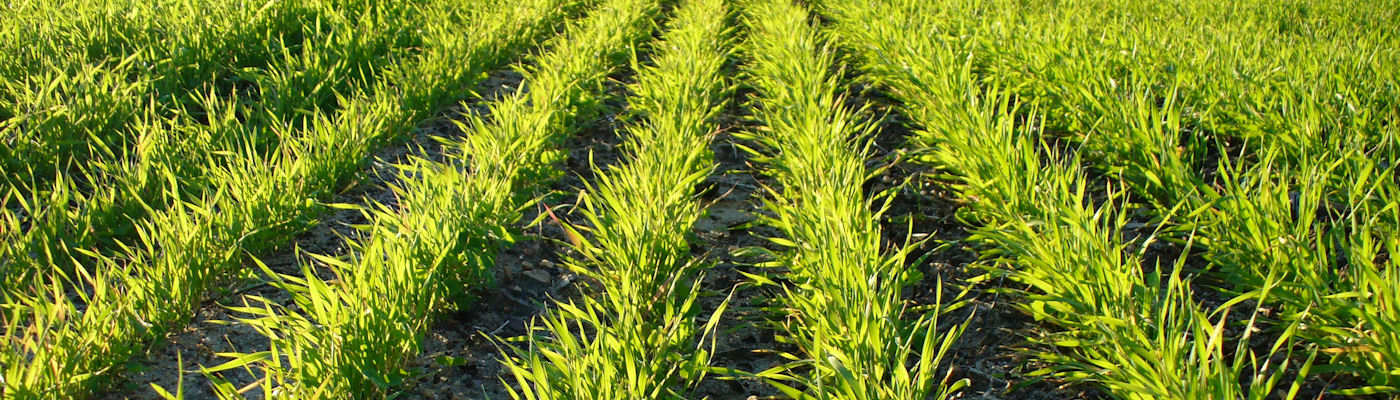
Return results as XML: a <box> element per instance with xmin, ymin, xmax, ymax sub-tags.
<box><xmin>4</xmin><ymin>0</ymin><xmax>1393</xmax><ymax>397</ymax></box>
<box><xmin>0</xmin><ymin>0</ymin><xmax>323</xmax><ymax>198</ymax></box>
<box><xmin>2</xmin><ymin>0</ymin><xmax>431</xmax><ymax>297</ymax></box>
<box><xmin>735</xmin><ymin>0</ymin><xmax>964</xmax><ymax>398</ymax></box>
<box><xmin>818</xmin><ymin>0</ymin><xmax>1318</xmax><ymax>398</ymax></box>
<box><xmin>203</xmin><ymin>0</ymin><xmax>665</xmax><ymax>397</ymax></box>
<box><xmin>860</xmin><ymin>0</ymin><xmax>1400</xmax><ymax>393</ymax></box>
<box><xmin>500</xmin><ymin>0</ymin><xmax>733</xmax><ymax>397</ymax></box>
<box><xmin>966</xmin><ymin>1</ymin><xmax>1399</xmax><ymax>391</ymax></box>
<box><xmin>1</xmin><ymin>0</ymin><xmax>578</xmax><ymax>396</ymax></box>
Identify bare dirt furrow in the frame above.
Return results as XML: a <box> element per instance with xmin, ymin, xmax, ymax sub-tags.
<box><xmin>690</xmin><ymin>112</ymin><xmax>790</xmax><ymax>399</ymax></box>
<box><xmin>405</xmin><ymin>78</ymin><xmax>632</xmax><ymax>400</ymax></box>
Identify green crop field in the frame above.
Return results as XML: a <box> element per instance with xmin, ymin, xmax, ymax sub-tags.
<box><xmin>1</xmin><ymin>0</ymin><xmax>1395</xmax><ymax>398</ymax></box>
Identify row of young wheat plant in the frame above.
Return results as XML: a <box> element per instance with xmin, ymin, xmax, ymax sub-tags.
<box><xmin>890</xmin><ymin>0</ymin><xmax>1400</xmax><ymax>393</ymax></box>
<box><xmin>734</xmin><ymin>0</ymin><xmax>966</xmax><ymax>398</ymax></box>
<box><xmin>0</xmin><ymin>0</ymin><xmax>320</xmax><ymax>282</ymax></box>
<box><xmin>0</xmin><ymin>0</ymin><xmax>576</xmax><ymax>396</ymax></box>
<box><xmin>0</xmin><ymin>0</ymin><xmax>328</xmax><ymax>201</ymax></box>
<box><xmin>0</xmin><ymin>0</ymin><xmax>434</xmax><ymax>303</ymax></box>
<box><xmin>499</xmin><ymin>0</ymin><xmax>733</xmax><ymax>397</ymax></box>
<box><xmin>200</xmin><ymin>0</ymin><xmax>665</xmax><ymax>397</ymax></box>
<box><xmin>817</xmin><ymin>0</ymin><xmax>1317</xmax><ymax>398</ymax></box>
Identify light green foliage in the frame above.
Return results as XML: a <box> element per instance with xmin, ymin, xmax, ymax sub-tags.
<box><xmin>0</xmin><ymin>0</ymin><xmax>322</xmax><ymax>195</ymax></box>
<box><xmin>818</xmin><ymin>0</ymin><xmax>1312</xmax><ymax>398</ymax></box>
<box><xmin>0</xmin><ymin>0</ymin><xmax>433</xmax><ymax>299</ymax></box>
<box><xmin>499</xmin><ymin>0</ymin><xmax>732</xmax><ymax>397</ymax></box>
<box><xmin>2</xmin><ymin>0</ymin><xmax>1394</xmax><ymax>398</ymax></box>
<box><xmin>736</xmin><ymin>0</ymin><xmax>966</xmax><ymax>398</ymax></box>
<box><xmin>0</xmin><ymin>0</ymin><xmax>568</xmax><ymax>396</ymax></box>
<box><xmin>205</xmin><ymin>0</ymin><xmax>660</xmax><ymax>397</ymax></box>
<box><xmin>847</xmin><ymin>0</ymin><xmax>1400</xmax><ymax>392</ymax></box>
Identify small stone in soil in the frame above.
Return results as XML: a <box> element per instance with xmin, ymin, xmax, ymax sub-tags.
<box><xmin>521</xmin><ymin>270</ymin><xmax>551</xmax><ymax>283</ymax></box>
